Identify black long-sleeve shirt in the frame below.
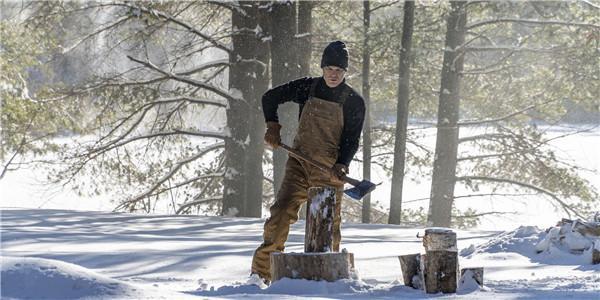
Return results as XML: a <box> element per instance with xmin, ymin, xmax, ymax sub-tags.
<box><xmin>262</xmin><ymin>77</ymin><xmax>365</xmax><ymax>167</ymax></box>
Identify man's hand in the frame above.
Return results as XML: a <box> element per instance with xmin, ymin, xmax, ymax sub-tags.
<box><xmin>331</xmin><ymin>163</ymin><xmax>348</xmax><ymax>184</ymax></box>
<box><xmin>264</xmin><ymin>121</ymin><xmax>282</xmax><ymax>149</ymax></box>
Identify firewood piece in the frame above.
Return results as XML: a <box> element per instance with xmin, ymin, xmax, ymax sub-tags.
<box><xmin>593</xmin><ymin>242</ymin><xmax>600</xmax><ymax>265</ymax></box>
<box><xmin>423</xmin><ymin>228</ymin><xmax>457</xmax><ymax>252</ymax></box>
<box><xmin>270</xmin><ymin>252</ymin><xmax>354</xmax><ymax>282</ymax></box>
<box><xmin>558</xmin><ymin>218</ymin><xmax>600</xmax><ymax>237</ymax></box>
<box><xmin>460</xmin><ymin>267</ymin><xmax>484</xmax><ymax>286</ymax></box>
<box><xmin>399</xmin><ymin>253</ymin><xmax>422</xmax><ymax>289</ymax></box>
<box><xmin>305</xmin><ymin>186</ymin><xmax>336</xmax><ymax>253</ymax></box>
<box><xmin>423</xmin><ymin>250</ymin><xmax>458</xmax><ymax>294</ymax></box>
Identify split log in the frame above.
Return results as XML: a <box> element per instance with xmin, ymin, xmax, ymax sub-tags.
<box><xmin>423</xmin><ymin>228</ymin><xmax>457</xmax><ymax>252</ymax></box>
<box><xmin>423</xmin><ymin>250</ymin><xmax>458</xmax><ymax>294</ymax></box>
<box><xmin>305</xmin><ymin>186</ymin><xmax>336</xmax><ymax>253</ymax></box>
<box><xmin>422</xmin><ymin>228</ymin><xmax>458</xmax><ymax>294</ymax></box>
<box><xmin>270</xmin><ymin>252</ymin><xmax>354</xmax><ymax>282</ymax></box>
<box><xmin>398</xmin><ymin>253</ymin><xmax>422</xmax><ymax>289</ymax></box>
<box><xmin>460</xmin><ymin>267</ymin><xmax>484</xmax><ymax>286</ymax></box>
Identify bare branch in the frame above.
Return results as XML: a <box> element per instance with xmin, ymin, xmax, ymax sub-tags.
<box><xmin>467</xmin><ymin>18</ymin><xmax>600</xmax><ymax>30</ymax></box>
<box><xmin>114</xmin><ymin>142</ymin><xmax>224</xmax><ymax>212</ymax></box>
<box><xmin>61</xmin><ymin>15</ymin><xmax>132</xmax><ymax>54</ymax></box>
<box><xmin>458</xmin><ymin>104</ymin><xmax>536</xmax><ymax>126</ymax></box>
<box><xmin>176</xmin><ymin>196</ymin><xmax>223</xmax><ymax>214</ymax></box>
<box><xmin>456</xmin><ymin>176</ymin><xmax>585</xmax><ymax>218</ymax></box>
<box><xmin>175</xmin><ymin>59</ymin><xmax>230</xmax><ymax>76</ymax></box>
<box><xmin>370</xmin><ymin>1</ymin><xmax>400</xmax><ymax>13</ymax></box>
<box><xmin>114</xmin><ymin>2</ymin><xmax>233</xmax><ymax>53</ymax></box>
<box><xmin>454</xmin><ymin>211</ymin><xmax>516</xmax><ymax>219</ymax></box>
<box><xmin>127</xmin><ymin>55</ymin><xmax>245</xmax><ymax>104</ymax></box>
<box><xmin>149</xmin><ymin>172</ymin><xmax>224</xmax><ymax>198</ymax></box>
<box><xmin>466</xmin><ymin>46</ymin><xmax>565</xmax><ymax>53</ymax></box>
<box><xmin>458</xmin><ymin>133</ymin><xmax>513</xmax><ymax>144</ymax></box>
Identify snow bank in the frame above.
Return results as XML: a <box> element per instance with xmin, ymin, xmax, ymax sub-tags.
<box><xmin>460</xmin><ymin>226</ymin><xmax>543</xmax><ymax>257</ymax></box>
<box><xmin>196</xmin><ymin>277</ymin><xmax>371</xmax><ymax>296</ymax></box>
<box><xmin>0</xmin><ymin>256</ymin><xmax>195</xmax><ymax>300</ymax></box>
<box><xmin>1</xmin><ymin>256</ymin><xmax>141</xmax><ymax>299</ymax></box>
<box><xmin>461</xmin><ymin>224</ymin><xmax>600</xmax><ymax>265</ymax></box>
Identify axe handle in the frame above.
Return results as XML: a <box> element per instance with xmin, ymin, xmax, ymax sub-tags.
<box><xmin>278</xmin><ymin>143</ymin><xmax>360</xmax><ymax>187</ymax></box>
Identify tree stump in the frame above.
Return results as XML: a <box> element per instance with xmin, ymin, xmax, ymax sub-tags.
<box><xmin>422</xmin><ymin>228</ymin><xmax>458</xmax><ymax>294</ymax></box>
<box><xmin>271</xmin><ymin>186</ymin><xmax>356</xmax><ymax>283</ymax></box>
<box><xmin>399</xmin><ymin>253</ymin><xmax>422</xmax><ymax>289</ymax></box>
<box><xmin>460</xmin><ymin>267</ymin><xmax>484</xmax><ymax>286</ymax></box>
<box><xmin>305</xmin><ymin>186</ymin><xmax>336</xmax><ymax>253</ymax></box>
<box><xmin>271</xmin><ymin>251</ymin><xmax>354</xmax><ymax>282</ymax></box>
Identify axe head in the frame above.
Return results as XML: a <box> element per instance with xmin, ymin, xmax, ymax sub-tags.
<box><xmin>344</xmin><ymin>180</ymin><xmax>377</xmax><ymax>200</ymax></box>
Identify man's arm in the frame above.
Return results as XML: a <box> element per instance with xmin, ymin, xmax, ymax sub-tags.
<box><xmin>336</xmin><ymin>93</ymin><xmax>366</xmax><ymax>167</ymax></box>
<box><xmin>262</xmin><ymin>77</ymin><xmax>312</xmax><ymax>123</ymax></box>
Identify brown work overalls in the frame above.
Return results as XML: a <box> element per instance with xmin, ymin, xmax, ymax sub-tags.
<box><xmin>251</xmin><ymin>81</ymin><xmax>351</xmax><ymax>281</ymax></box>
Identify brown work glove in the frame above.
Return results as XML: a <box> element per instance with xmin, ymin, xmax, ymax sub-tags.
<box><xmin>264</xmin><ymin>121</ymin><xmax>282</xmax><ymax>149</ymax></box>
<box><xmin>331</xmin><ymin>163</ymin><xmax>348</xmax><ymax>184</ymax></box>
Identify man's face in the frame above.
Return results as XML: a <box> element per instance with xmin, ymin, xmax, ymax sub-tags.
<box><xmin>322</xmin><ymin>66</ymin><xmax>346</xmax><ymax>88</ymax></box>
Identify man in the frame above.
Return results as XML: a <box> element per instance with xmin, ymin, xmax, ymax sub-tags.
<box><xmin>251</xmin><ymin>41</ymin><xmax>365</xmax><ymax>283</ymax></box>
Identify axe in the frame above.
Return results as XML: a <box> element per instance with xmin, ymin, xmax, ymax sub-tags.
<box><xmin>278</xmin><ymin>143</ymin><xmax>378</xmax><ymax>200</ymax></box>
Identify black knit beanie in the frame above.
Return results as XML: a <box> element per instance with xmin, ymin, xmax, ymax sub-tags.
<box><xmin>320</xmin><ymin>41</ymin><xmax>348</xmax><ymax>70</ymax></box>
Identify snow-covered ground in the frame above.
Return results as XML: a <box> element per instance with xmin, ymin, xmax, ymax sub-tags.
<box><xmin>1</xmin><ymin>208</ymin><xmax>599</xmax><ymax>299</ymax></box>
<box><xmin>1</xmin><ymin>125</ymin><xmax>599</xmax><ymax>299</ymax></box>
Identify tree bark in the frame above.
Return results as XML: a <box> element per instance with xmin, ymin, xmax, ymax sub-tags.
<box><xmin>399</xmin><ymin>253</ymin><xmax>422</xmax><ymax>289</ymax></box>
<box><xmin>297</xmin><ymin>1</ymin><xmax>314</xmax><ymax>76</ymax></box>
<box><xmin>422</xmin><ymin>228</ymin><xmax>459</xmax><ymax>293</ymax></box>
<box><xmin>296</xmin><ymin>0</ymin><xmax>313</xmax><ymax>219</ymax></box>
<box><xmin>423</xmin><ymin>251</ymin><xmax>458</xmax><ymax>293</ymax></box>
<box><xmin>389</xmin><ymin>0</ymin><xmax>415</xmax><ymax>225</ymax></box>
<box><xmin>427</xmin><ymin>1</ymin><xmax>467</xmax><ymax>227</ymax></box>
<box><xmin>361</xmin><ymin>0</ymin><xmax>372</xmax><ymax>224</ymax></box>
<box><xmin>223</xmin><ymin>2</ymin><xmax>268</xmax><ymax>217</ymax></box>
<box><xmin>305</xmin><ymin>186</ymin><xmax>336</xmax><ymax>253</ymax></box>
<box><xmin>270</xmin><ymin>1</ymin><xmax>299</xmax><ymax>200</ymax></box>
<box><xmin>271</xmin><ymin>252</ymin><xmax>354</xmax><ymax>282</ymax></box>
<box><xmin>423</xmin><ymin>228</ymin><xmax>458</xmax><ymax>251</ymax></box>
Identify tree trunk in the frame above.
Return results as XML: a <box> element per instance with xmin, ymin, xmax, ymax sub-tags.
<box><xmin>270</xmin><ymin>1</ymin><xmax>299</xmax><ymax>200</ymax></box>
<box><xmin>427</xmin><ymin>1</ymin><xmax>467</xmax><ymax>227</ymax></box>
<box><xmin>223</xmin><ymin>2</ymin><xmax>268</xmax><ymax>217</ymax></box>
<box><xmin>296</xmin><ymin>0</ymin><xmax>313</xmax><ymax>220</ymax></box>
<box><xmin>361</xmin><ymin>0</ymin><xmax>372</xmax><ymax>224</ymax></box>
<box><xmin>297</xmin><ymin>1</ymin><xmax>313</xmax><ymax>76</ymax></box>
<box><xmin>389</xmin><ymin>0</ymin><xmax>415</xmax><ymax>225</ymax></box>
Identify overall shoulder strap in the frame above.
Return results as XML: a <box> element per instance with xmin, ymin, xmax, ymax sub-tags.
<box><xmin>309</xmin><ymin>77</ymin><xmax>319</xmax><ymax>98</ymax></box>
<box><xmin>339</xmin><ymin>84</ymin><xmax>352</xmax><ymax>106</ymax></box>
